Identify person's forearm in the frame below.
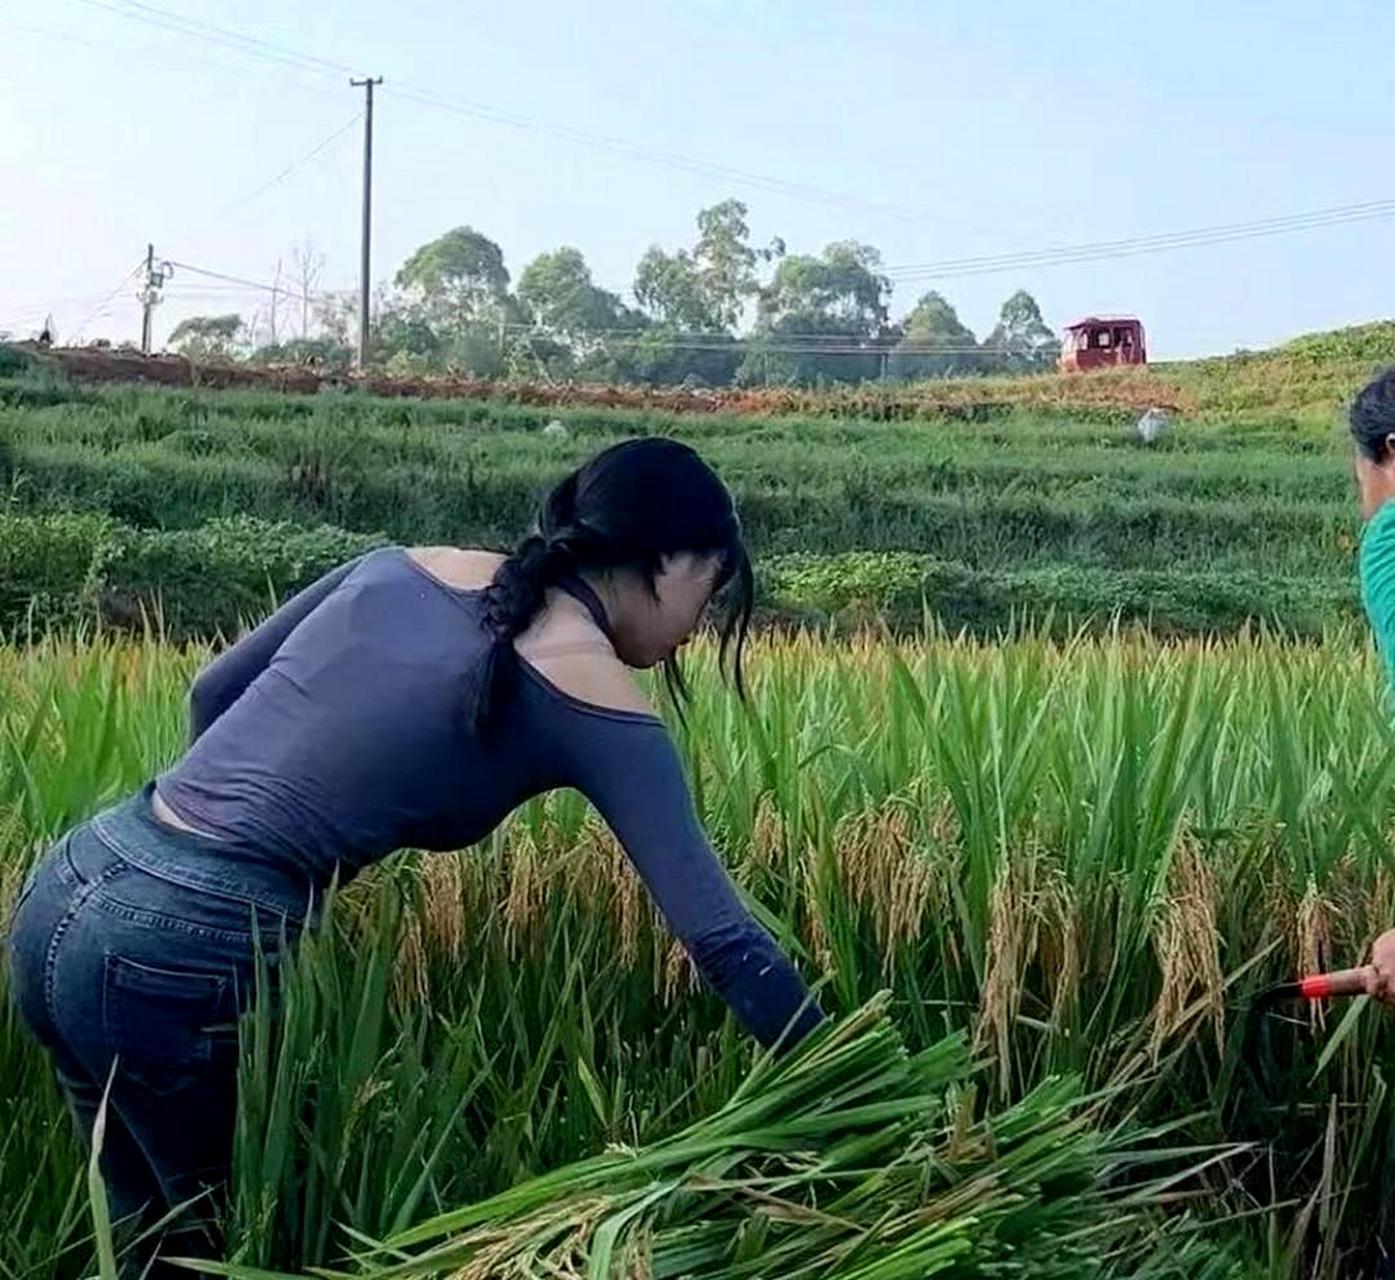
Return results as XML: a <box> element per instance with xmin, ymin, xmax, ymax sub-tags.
<box><xmin>687</xmin><ymin>919</ymin><xmax>825</xmax><ymax>1050</ymax></box>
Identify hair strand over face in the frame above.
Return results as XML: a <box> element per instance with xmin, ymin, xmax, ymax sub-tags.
<box><xmin>470</xmin><ymin>437</ymin><xmax>754</xmax><ymax>732</ymax></box>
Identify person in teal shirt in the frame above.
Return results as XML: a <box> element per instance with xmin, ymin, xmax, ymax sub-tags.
<box><xmin>1352</xmin><ymin>370</ymin><xmax>1395</xmax><ymax>1001</ymax></box>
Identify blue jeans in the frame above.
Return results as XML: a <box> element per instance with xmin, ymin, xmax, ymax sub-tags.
<box><xmin>6</xmin><ymin>784</ymin><xmax>314</xmax><ymax>1274</ymax></box>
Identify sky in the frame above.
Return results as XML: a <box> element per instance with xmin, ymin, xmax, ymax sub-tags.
<box><xmin>2</xmin><ymin>0</ymin><xmax>1394</xmax><ymax>358</ymax></box>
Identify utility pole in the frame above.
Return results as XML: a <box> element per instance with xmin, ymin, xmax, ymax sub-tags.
<box><xmin>350</xmin><ymin>76</ymin><xmax>383</xmax><ymax>371</ymax></box>
<box><xmin>141</xmin><ymin>243</ymin><xmax>153</xmax><ymax>354</ymax></box>
<box><xmin>139</xmin><ymin>244</ymin><xmax>172</xmax><ymax>355</ymax></box>
<box><xmin>269</xmin><ymin>258</ymin><xmax>282</xmax><ymax>347</ymax></box>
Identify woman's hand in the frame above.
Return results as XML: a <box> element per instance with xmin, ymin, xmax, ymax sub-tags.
<box><xmin>1364</xmin><ymin>930</ymin><xmax>1395</xmax><ymax>1004</ymax></box>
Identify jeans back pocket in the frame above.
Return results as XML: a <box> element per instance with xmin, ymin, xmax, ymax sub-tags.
<box><xmin>102</xmin><ymin>954</ymin><xmax>237</xmax><ymax>1095</ymax></box>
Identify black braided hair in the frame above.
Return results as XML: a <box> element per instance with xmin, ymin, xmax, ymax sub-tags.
<box><xmin>468</xmin><ymin>437</ymin><xmax>753</xmax><ymax>733</ymax></box>
<box><xmin>480</xmin><ymin>472</ymin><xmax>582</xmax><ymax>642</ymax></box>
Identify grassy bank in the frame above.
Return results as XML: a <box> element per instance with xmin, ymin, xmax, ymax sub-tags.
<box><xmin>0</xmin><ymin>365</ymin><xmax>1369</xmax><ymax>638</ymax></box>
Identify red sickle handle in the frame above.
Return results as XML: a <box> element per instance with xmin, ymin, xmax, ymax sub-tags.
<box><xmin>1298</xmin><ymin>967</ymin><xmax>1373</xmax><ymax>1000</ymax></box>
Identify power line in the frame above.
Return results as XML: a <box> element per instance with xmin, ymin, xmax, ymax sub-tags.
<box><xmin>895</xmin><ymin>196</ymin><xmax>1395</xmax><ymax>271</ymax></box>
<box><xmin>495</xmin><ymin>321</ymin><xmax>973</xmax><ymax>343</ymax></box>
<box><xmin>383</xmin><ymin>82</ymin><xmax>919</xmax><ymax>220</ymax></box>
<box><xmin>152</xmin><ymin>113</ymin><xmax>364</xmax><ymax>353</ymax></box>
<box><xmin>57</xmin><ymin>116</ymin><xmax>358</xmax><ymax>348</ymax></box>
<box><xmin>40</xmin><ymin>5</ymin><xmax>1395</xmax><ymax>357</ymax></box>
<box><xmin>133</xmin><ymin>255</ymin><xmax>1042</xmax><ymax>361</ymax></box>
<box><xmin>1</xmin><ymin>22</ymin><xmax>359</xmax><ymax>345</ymax></box>
<box><xmin>501</xmin><ymin>324</ymin><xmax>1017</xmax><ymax>355</ymax></box>
<box><xmin>207</xmin><ymin>113</ymin><xmax>361</xmax><ymax>223</ymax></box>
<box><xmin>42</xmin><ymin>0</ymin><xmax>1395</xmax><ymax>305</ymax></box>
<box><xmin>163</xmin><ymin>283</ymin><xmax>282</xmax><ymax>295</ymax></box>
<box><xmin>126</xmin><ymin>257</ymin><xmax>1022</xmax><ymax>356</ymax></box>
<box><xmin>116</xmin><ymin>0</ymin><xmax>356</xmax><ymax>75</ymax></box>
<box><xmin>575</xmin><ymin>338</ymin><xmax>995</xmax><ymax>355</ymax></box>
<box><xmin>883</xmin><ymin>196</ymin><xmax>1395</xmax><ymax>280</ymax></box>
<box><xmin>166</xmin><ymin>260</ymin><xmax>334</xmax><ymax>309</ymax></box>
<box><xmin>161</xmin><ymin>285</ymin><xmax>285</xmax><ymax>301</ymax></box>
<box><xmin>889</xmin><ymin>208</ymin><xmax>1395</xmax><ymax>278</ymax></box>
<box><xmin>158</xmin><ymin>267</ymin><xmax>878</xmax><ymax>351</ymax></box>
<box><xmin>71</xmin><ymin>261</ymin><xmax>148</xmax><ymax>340</ymax></box>
<box><xmin>67</xmin><ymin>0</ymin><xmax>933</xmax><ymax>224</ymax></box>
<box><xmin>68</xmin><ymin>0</ymin><xmax>1395</xmax><ymax>271</ymax></box>
<box><xmin>0</xmin><ymin>288</ymin><xmax>138</xmax><ymax>321</ymax></box>
<box><xmin>69</xmin><ymin>0</ymin><xmax>357</xmax><ymax>80</ymax></box>
<box><xmin>29</xmin><ymin>7</ymin><xmax>342</xmax><ymax>99</ymax></box>
<box><xmin>161</xmin><ymin>296</ymin><xmax>263</xmax><ymax>307</ymax></box>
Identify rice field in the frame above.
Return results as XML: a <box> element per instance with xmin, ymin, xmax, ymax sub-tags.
<box><xmin>6</xmin><ymin>627</ymin><xmax>1395</xmax><ymax>1276</ymax></box>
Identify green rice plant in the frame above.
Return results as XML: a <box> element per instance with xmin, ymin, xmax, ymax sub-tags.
<box><xmin>0</xmin><ymin>992</ymin><xmax>91</xmax><ymax>1280</ymax></box>
<box><xmin>9</xmin><ymin>629</ymin><xmax>1395</xmax><ymax>1273</ymax></box>
<box><xmin>195</xmin><ymin>998</ymin><xmax>1248</xmax><ymax>1280</ymax></box>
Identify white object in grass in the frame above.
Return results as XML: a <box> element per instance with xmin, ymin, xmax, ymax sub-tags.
<box><xmin>1136</xmin><ymin>407</ymin><xmax>1169</xmax><ymax>445</ymax></box>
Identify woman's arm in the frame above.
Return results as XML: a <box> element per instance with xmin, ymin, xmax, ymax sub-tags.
<box><xmin>188</xmin><ymin>555</ymin><xmax>369</xmax><ymax>741</ymax></box>
<box><xmin>565</xmin><ymin>713</ymin><xmax>824</xmax><ymax>1050</ymax></box>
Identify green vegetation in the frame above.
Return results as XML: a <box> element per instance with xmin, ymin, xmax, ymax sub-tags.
<box><xmin>148</xmin><ymin>201</ymin><xmax>1059</xmax><ymax>389</ymax></box>
<box><xmin>6</xmin><ymin>631</ymin><xmax>1395</xmax><ymax>1274</ymax></box>
<box><xmin>334</xmin><ymin>1000</ymin><xmax>1226</xmax><ymax>1279</ymax></box>
<box><xmin>0</xmin><ymin>360</ymin><xmax>1371</xmax><ymax>638</ymax></box>
<box><xmin>5</xmin><ymin>332</ymin><xmax>1395</xmax><ymax>1274</ymax></box>
<box><xmin>0</xmin><ymin>510</ymin><xmax>379</xmax><ymax>638</ymax></box>
<box><xmin>764</xmin><ymin>552</ymin><xmax>1358</xmax><ymax>637</ymax></box>
<box><xmin>125</xmin><ymin>194</ymin><xmax>1395</xmax><ymax>398</ymax></box>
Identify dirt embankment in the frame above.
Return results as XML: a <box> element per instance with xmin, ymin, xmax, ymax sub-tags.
<box><xmin>18</xmin><ymin>343</ymin><xmax>1195</xmax><ymax>419</ymax></box>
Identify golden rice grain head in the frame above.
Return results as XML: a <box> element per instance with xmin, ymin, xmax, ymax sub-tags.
<box><xmin>800</xmin><ymin>887</ymin><xmax>835</xmax><ymax>977</ymax></box>
<box><xmin>390</xmin><ymin>910</ymin><xmax>430</xmax><ymax>1011</ymax></box>
<box><xmin>1150</xmin><ymin>827</ymin><xmax>1224</xmax><ymax>1062</ymax></box>
<box><xmin>976</xmin><ymin>856</ymin><xmax>1036</xmax><ymax>1097</ymax></box>
<box><xmin>418</xmin><ymin>848</ymin><xmax>470</xmax><ymax>961</ymax></box>
<box><xmin>1038</xmin><ymin>875</ymin><xmax>1081</xmax><ymax>1030</ymax></box>
<box><xmin>502</xmin><ymin>832</ymin><xmax>545</xmax><ymax>950</ymax></box>
<box><xmin>585</xmin><ymin>824</ymin><xmax>644</xmax><ymax>968</ymax></box>
<box><xmin>750</xmin><ymin>797</ymin><xmax>785</xmax><ymax>868</ymax></box>
<box><xmin>662</xmin><ymin>937</ymin><xmax>699</xmax><ymax>1004</ymax></box>
<box><xmin>836</xmin><ymin>803</ymin><xmax>935</xmax><ymax>976</ymax></box>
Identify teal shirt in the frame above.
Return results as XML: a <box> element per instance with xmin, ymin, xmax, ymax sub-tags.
<box><xmin>1361</xmin><ymin>500</ymin><xmax>1395</xmax><ymax>694</ymax></box>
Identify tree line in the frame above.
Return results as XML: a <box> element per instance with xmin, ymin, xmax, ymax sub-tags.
<box><xmin>170</xmin><ymin>200</ymin><xmax>1061</xmax><ymax>387</ymax></box>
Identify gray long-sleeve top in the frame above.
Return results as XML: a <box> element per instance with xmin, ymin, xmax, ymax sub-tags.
<box><xmin>157</xmin><ymin>547</ymin><xmax>823</xmax><ymax>1049</ymax></box>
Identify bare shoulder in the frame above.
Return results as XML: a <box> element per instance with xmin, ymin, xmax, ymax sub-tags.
<box><xmin>530</xmin><ymin>649</ymin><xmax>657</xmax><ymax>718</ymax></box>
<box><xmin>517</xmin><ymin>600</ymin><xmax>656</xmax><ymax>718</ymax></box>
<box><xmin>406</xmin><ymin>546</ymin><xmax>505</xmax><ymax>591</ymax></box>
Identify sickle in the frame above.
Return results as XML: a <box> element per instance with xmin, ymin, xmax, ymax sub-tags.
<box><xmin>1255</xmin><ymin>965</ymin><xmax>1373</xmax><ymax>1006</ymax></box>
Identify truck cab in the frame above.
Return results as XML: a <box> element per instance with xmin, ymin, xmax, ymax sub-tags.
<box><xmin>1059</xmin><ymin>317</ymin><xmax>1146</xmax><ymax>373</ymax></box>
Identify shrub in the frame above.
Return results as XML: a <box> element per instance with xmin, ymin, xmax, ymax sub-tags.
<box><xmin>0</xmin><ymin>509</ymin><xmax>111</xmax><ymax>634</ymax></box>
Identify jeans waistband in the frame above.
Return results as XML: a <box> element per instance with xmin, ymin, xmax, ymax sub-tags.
<box><xmin>90</xmin><ymin>783</ymin><xmax>316</xmax><ymax>920</ymax></box>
